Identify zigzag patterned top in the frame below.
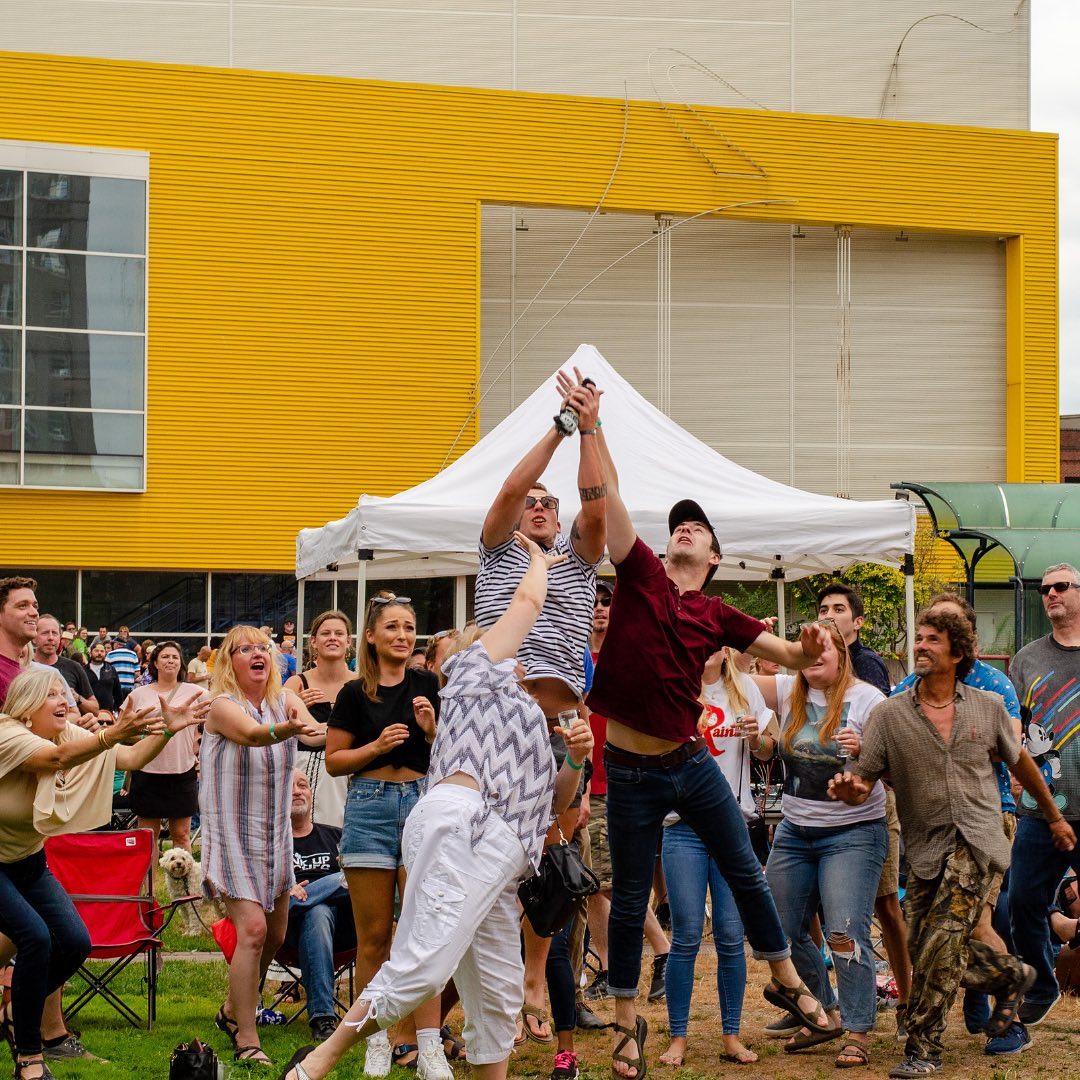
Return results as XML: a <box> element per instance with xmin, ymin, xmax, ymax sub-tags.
<box><xmin>428</xmin><ymin>641</ymin><xmax>557</xmax><ymax>872</ymax></box>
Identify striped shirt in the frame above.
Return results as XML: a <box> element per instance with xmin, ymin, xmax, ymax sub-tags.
<box><xmin>429</xmin><ymin>641</ymin><xmax>558</xmax><ymax>872</ymax></box>
<box><xmin>474</xmin><ymin>532</ymin><xmax>599</xmax><ymax>698</ymax></box>
<box><xmin>198</xmin><ymin>693</ymin><xmax>295</xmax><ymax>911</ymax></box>
<box><xmin>105</xmin><ymin>647</ymin><xmax>139</xmax><ymax>690</ymax></box>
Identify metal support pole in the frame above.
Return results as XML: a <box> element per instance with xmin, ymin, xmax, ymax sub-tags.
<box><xmin>355</xmin><ymin>553</ymin><xmax>370</xmax><ymax>654</ymax></box>
<box><xmin>454</xmin><ymin>576</ymin><xmax>467</xmax><ymax>630</ymax></box>
<box><xmin>205</xmin><ymin>570</ymin><xmax>213</xmax><ymax>646</ymax></box>
<box><xmin>904</xmin><ymin>553</ymin><xmax>916</xmax><ymax>674</ymax></box>
<box><xmin>75</xmin><ymin>568</ymin><xmax>83</xmax><ymax>631</ymax></box>
<box><xmin>1014</xmin><ymin>576</ymin><xmax>1025</xmax><ymax>653</ymax></box>
<box><xmin>296</xmin><ymin>578</ymin><xmax>306</xmax><ymax>660</ymax></box>
<box><xmin>772</xmin><ymin>565</ymin><xmax>786</xmax><ymax>636</ymax></box>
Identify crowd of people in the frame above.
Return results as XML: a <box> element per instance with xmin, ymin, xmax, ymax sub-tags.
<box><xmin>1</xmin><ymin>370</ymin><xmax>1080</xmax><ymax>1080</ymax></box>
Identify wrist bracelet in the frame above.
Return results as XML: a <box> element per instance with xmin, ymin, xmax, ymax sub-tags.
<box><xmin>566</xmin><ymin>756</ymin><xmax>584</xmax><ymax>771</ymax></box>
<box><xmin>579</xmin><ymin>428</ymin><xmax>597</xmax><ymax>436</ymax></box>
<box><xmin>97</xmin><ymin>729</ymin><xmax>111</xmax><ymax>751</ymax></box>
<box><xmin>161</xmin><ymin>729</ymin><xmax>174</xmax><ymax>740</ymax></box>
<box><xmin>596</xmin><ymin>418</ymin><xmax>603</xmax><ymax>428</ymax></box>
<box><xmin>269</xmin><ymin>722</ymin><xmax>280</xmax><ymax>741</ymax></box>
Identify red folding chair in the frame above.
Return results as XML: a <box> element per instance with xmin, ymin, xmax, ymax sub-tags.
<box><xmin>44</xmin><ymin>829</ymin><xmax>199</xmax><ymax>1029</ymax></box>
<box><xmin>265</xmin><ymin>943</ymin><xmax>356</xmax><ymax>1025</ymax></box>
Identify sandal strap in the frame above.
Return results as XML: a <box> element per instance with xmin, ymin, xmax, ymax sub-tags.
<box><xmin>234</xmin><ymin>1045</ymin><xmax>270</xmax><ymax>1062</ymax></box>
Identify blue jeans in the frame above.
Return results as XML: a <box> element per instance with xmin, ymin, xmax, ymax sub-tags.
<box><xmin>766</xmin><ymin>817</ymin><xmax>887</xmax><ymax>1033</ymax></box>
<box><xmin>0</xmin><ymin>850</ymin><xmax>91</xmax><ymax>1054</ymax></box>
<box><xmin>662</xmin><ymin>821</ymin><xmax>746</xmax><ymax>1036</ymax></box>
<box><xmin>1008</xmin><ymin>815</ymin><xmax>1080</xmax><ymax>1005</ymax></box>
<box><xmin>605</xmin><ymin>745</ymin><xmax>789</xmax><ymax>1000</ymax></box>
<box><xmin>284</xmin><ymin>878</ymin><xmax>356</xmax><ymax>1021</ymax></box>
<box><xmin>545</xmin><ymin>920</ymin><xmax>577</xmax><ymax>1033</ymax></box>
<box><xmin>339</xmin><ymin>778</ymin><xmax>422</xmax><ymax>870</ymax></box>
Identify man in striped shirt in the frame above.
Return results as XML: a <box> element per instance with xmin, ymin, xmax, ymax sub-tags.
<box><xmin>474</xmin><ymin>370</ymin><xmax>606</xmax><ymax>720</ymax></box>
<box><xmin>105</xmin><ymin>638</ymin><xmax>140</xmax><ymax>705</ymax></box>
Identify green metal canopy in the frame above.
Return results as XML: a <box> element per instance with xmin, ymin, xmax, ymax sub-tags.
<box><xmin>892</xmin><ymin>482</ymin><xmax>1080</xmax><ymax>646</ymax></box>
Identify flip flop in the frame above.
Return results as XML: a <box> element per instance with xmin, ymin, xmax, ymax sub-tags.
<box><xmin>522</xmin><ymin>1005</ymin><xmax>554</xmax><ymax>1044</ymax></box>
<box><xmin>784</xmin><ymin>1027</ymin><xmax>842</xmax><ymax>1053</ymax></box>
<box><xmin>278</xmin><ymin>1045</ymin><xmax>314</xmax><ymax>1080</ymax></box>
<box><xmin>612</xmin><ymin>1014</ymin><xmax>648</xmax><ymax>1080</ymax></box>
<box><xmin>763</xmin><ymin>979</ymin><xmax>832</xmax><ymax>1034</ymax></box>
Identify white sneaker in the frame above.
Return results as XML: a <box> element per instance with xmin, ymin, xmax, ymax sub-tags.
<box><xmin>416</xmin><ymin>1044</ymin><xmax>454</xmax><ymax>1080</ymax></box>
<box><xmin>363</xmin><ymin>1037</ymin><xmax>392</xmax><ymax>1078</ymax></box>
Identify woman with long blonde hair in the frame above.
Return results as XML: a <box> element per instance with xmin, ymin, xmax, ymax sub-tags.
<box><xmin>323</xmin><ymin>593</ymin><xmax>448</xmax><ymax>1078</ymax></box>
<box><xmin>0</xmin><ymin>667</ymin><xmax>204</xmax><ymax>1080</ymax></box>
<box><xmin>753</xmin><ymin>622</ymin><xmax>887</xmax><ymax>1068</ymax></box>
<box><xmin>201</xmin><ymin>625</ymin><xmax>321</xmax><ymax>1069</ymax></box>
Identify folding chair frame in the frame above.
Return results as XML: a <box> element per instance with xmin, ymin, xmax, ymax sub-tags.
<box><xmin>63</xmin><ymin>891</ymin><xmax>199</xmax><ymax>1029</ymax></box>
<box><xmin>264</xmin><ymin>953</ymin><xmax>356</xmax><ymax>1027</ymax></box>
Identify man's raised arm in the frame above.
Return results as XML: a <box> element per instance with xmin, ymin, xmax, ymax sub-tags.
<box><xmin>481</xmin><ymin>427</ymin><xmax>564</xmax><ymax>550</ymax></box>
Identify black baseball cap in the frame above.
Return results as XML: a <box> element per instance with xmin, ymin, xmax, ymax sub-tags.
<box><xmin>595</xmin><ymin>579</ymin><xmax>614</xmax><ymax>597</ymax></box>
<box><xmin>668</xmin><ymin>499</ymin><xmax>721</xmax><ymax>586</ymax></box>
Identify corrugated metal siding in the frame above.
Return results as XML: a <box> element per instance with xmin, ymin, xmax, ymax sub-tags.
<box><xmin>0</xmin><ymin>2</ymin><xmax>1028</xmax><ymax>128</ymax></box>
<box><xmin>0</xmin><ymin>50</ymin><xmax>1057</xmax><ymax>572</ymax></box>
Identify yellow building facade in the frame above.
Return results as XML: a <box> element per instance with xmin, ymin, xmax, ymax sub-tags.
<box><xmin>0</xmin><ymin>49</ymin><xmax>1058</xmax><ymax>586</ymax></box>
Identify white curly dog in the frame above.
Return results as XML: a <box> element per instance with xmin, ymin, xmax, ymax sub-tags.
<box><xmin>158</xmin><ymin>848</ymin><xmax>219</xmax><ymax>935</ymax></box>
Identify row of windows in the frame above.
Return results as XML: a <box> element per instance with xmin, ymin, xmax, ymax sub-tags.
<box><xmin>0</xmin><ymin>167</ymin><xmax>146</xmax><ymax>490</ymax></box>
<box><xmin>1</xmin><ymin>569</ymin><xmax>458</xmax><ymax>642</ymax></box>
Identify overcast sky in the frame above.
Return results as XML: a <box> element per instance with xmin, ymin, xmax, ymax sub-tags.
<box><xmin>1032</xmin><ymin>0</ymin><xmax>1079</xmax><ymax>414</ymax></box>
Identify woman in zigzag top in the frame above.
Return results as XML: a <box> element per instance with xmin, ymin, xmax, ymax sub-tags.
<box><xmin>281</xmin><ymin>532</ymin><xmax>594</xmax><ymax>1080</ymax></box>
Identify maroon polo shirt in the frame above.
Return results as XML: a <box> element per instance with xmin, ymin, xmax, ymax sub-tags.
<box><xmin>586</xmin><ymin>538</ymin><xmax>765</xmax><ymax>743</ymax></box>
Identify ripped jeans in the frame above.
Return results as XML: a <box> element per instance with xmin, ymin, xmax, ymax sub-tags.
<box><xmin>765</xmin><ymin>817</ymin><xmax>887</xmax><ymax>1032</ymax></box>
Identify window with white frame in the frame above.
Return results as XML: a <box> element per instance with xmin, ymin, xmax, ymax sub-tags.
<box><xmin>0</xmin><ymin>141</ymin><xmax>147</xmax><ymax>490</ymax></box>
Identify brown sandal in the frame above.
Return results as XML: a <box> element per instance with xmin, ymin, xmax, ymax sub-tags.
<box><xmin>836</xmin><ymin>1042</ymin><xmax>870</xmax><ymax>1068</ymax></box>
<box><xmin>763</xmin><ymin>979</ymin><xmax>832</xmax><ymax>1034</ymax></box>
<box><xmin>521</xmin><ymin>1005</ymin><xmax>553</xmax><ymax>1044</ymax></box>
<box><xmin>612</xmin><ymin>1015</ymin><xmax>648</xmax><ymax>1080</ymax></box>
<box><xmin>235</xmin><ymin>1045</ymin><xmax>272</xmax><ymax>1065</ymax></box>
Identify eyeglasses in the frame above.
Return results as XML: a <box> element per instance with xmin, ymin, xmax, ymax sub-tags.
<box><xmin>1039</xmin><ymin>581</ymin><xmax>1080</xmax><ymax>596</ymax></box>
<box><xmin>232</xmin><ymin>643</ymin><xmax>271</xmax><ymax>656</ymax></box>
<box><xmin>594</xmin><ymin>594</ymin><xmax>611</xmax><ymax>608</ymax></box>
<box><xmin>371</xmin><ymin>594</ymin><xmax>411</xmax><ymax>607</ymax></box>
<box><xmin>524</xmin><ymin>495</ymin><xmax>559</xmax><ymax>511</ymax></box>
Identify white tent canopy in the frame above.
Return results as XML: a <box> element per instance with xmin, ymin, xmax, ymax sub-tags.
<box><xmin>296</xmin><ymin>345</ymin><xmax>915</xmax><ymax>584</ymax></box>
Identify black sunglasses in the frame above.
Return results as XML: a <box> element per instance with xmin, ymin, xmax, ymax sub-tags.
<box><xmin>524</xmin><ymin>495</ymin><xmax>559</xmax><ymax>511</ymax></box>
<box><xmin>594</xmin><ymin>594</ymin><xmax>611</xmax><ymax>608</ymax></box>
<box><xmin>371</xmin><ymin>594</ymin><xmax>412</xmax><ymax>606</ymax></box>
<box><xmin>1039</xmin><ymin>581</ymin><xmax>1080</xmax><ymax>596</ymax></box>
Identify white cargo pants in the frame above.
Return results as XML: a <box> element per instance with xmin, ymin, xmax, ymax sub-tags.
<box><xmin>361</xmin><ymin>783</ymin><xmax>532</xmax><ymax>1065</ymax></box>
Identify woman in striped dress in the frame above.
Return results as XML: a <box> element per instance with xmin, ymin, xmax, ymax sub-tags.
<box><xmin>201</xmin><ymin>625</ymin><xmax>321</xmax><ymax>1068</ymax></box>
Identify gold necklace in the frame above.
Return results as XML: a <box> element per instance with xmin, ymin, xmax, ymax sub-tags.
<box><xmin>918</xmin><ymin>695</ymin><xmax>954</xmax><ymax>709</ymax></box>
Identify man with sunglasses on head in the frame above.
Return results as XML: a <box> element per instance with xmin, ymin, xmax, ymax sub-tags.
<box><xmin>475</xmin><ymin>368</ymin><xmax>605</xmax><ymax>718</ymax></box>
<box><xmin>1006</xmin><ymin>562</ymin><xmax>1080</xmax><ymax>1029</ymax></box>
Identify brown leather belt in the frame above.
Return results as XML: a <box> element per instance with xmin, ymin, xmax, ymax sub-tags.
<box><xmin>603</xmin><ymin>736</ymin><xmax>707</xmax><ymax>771</ymax></box>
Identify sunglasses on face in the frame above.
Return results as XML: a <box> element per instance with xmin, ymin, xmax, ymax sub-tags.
<box><xmin>1039</xmin><ymin>581</ymin><xmax>1080</xmax><ymax>596</ymax></box>
<box><xmin>371</xmin><ymin>594</ymin><xmax>411</xmax><ymax>607</ymax></box>
<box><xmin>524</xmin><ymin>495</ymin><xmax>559</xmax><ymax>511</ymax></box>
<box><xmin>594</xmin><ymin>594</ymin><xmax>611</xmax><ymax>608</ymax></box>
<box><xmin>232</xmin><ymin>643</ymin><xmax>271</xmax><ymax>657</ymax></box>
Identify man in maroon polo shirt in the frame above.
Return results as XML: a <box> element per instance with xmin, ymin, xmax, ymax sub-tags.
<box><xmin>586</xmin><ymin>441</ymin><xmax>833</xmax><ymax>1079</ymax></box>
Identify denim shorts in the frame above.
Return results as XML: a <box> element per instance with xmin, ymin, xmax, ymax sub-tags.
<box><xmin>339</xmin><ymin>778</ymin><xmax>423</xmax><ymax>870</ymax></box>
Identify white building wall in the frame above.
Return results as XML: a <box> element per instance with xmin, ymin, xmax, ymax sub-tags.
<box><xmin>1</xmin><ymin>2</ymin><xmax>1029</xmax><ymax>128</ymax></box>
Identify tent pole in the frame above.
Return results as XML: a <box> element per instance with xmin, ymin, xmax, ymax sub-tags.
<box><xmin>773</xmin><ymin>568</ymin><xmax>786</xmax><ymax>636</ymax></box>
<box><xmin>355</xmin><ymin>558</ymin><xmax>368</xmax><ymax>656</ymax></box>
<box><xmin>296</xmin><ymin>578</ymin><xmax>306</xmax><ymax>663</ymax></box>
<box><xmin>454</xmin><ymin>576</ymin><xmax>467</xmax><ymax>630</ymax></box>
<box><xmin>904</xmin><ymin>554</ymin><xmax>916</xmax><ymax>674</ymax></box>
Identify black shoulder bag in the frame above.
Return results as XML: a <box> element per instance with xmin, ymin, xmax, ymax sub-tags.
<box><xmin>169</xmin><ymin>1039</ymin><xmax>219</xmax><ymax>1080</ymax></box>
<box><xmin>518</xmin><ymin>828</ymin><xmax>600</xmax><ymax>938</ymax></box>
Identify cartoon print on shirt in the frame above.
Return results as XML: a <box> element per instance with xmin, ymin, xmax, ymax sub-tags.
<box><xmin>1019</xmin><ymin>688</ymin><xmax>1070</xmax><ymax>812</ymax></box>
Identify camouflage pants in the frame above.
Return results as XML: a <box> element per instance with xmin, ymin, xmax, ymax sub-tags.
<box><xmin>903</xmin><ymin>840</ymin><xmax>1026</xmax><ymax>1060</ymax></box>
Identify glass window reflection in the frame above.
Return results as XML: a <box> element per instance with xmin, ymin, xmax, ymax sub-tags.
<box><xmin>0</xmin><ymin>330</ymin><xmax>19</xmax><ymax>406</ymax></box>
<box><xmin>0</xmin><ymin>251</ymin><xmax>19</xmax><ymax>326</ymax></box>
<box><xmin>26</xmin><ymin>253</ymin><xmax>144</xmax><ymax>332</ymax></box>
<box><xmin>0</xmin><ymin>172</ymin><xmax>20</xmax><ymax>247</ymax></box>
<box><xmin>23</xmin><ymin>408</ymin><xmax>141</xmax><ymax>458</ymax></box>
<box><xmin>28</xmin><ymin>175</ymin><xmax>145</xmax><ymax>255</ymax></box>
<box><xmin>81</xmin><ymin>570</ymin><xmax>207</xmax><ymax>635</ymax></box>
<box><xmin>25</xmin><ymin>331</ymin><xmax>143</xmax><ymax>410</ymax></box>
<box><xmin>0</xmin><ymin>410</ymin><xmax>18</xmax><ymax>484</ymax></box>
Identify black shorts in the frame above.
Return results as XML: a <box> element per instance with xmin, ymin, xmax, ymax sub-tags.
<box><xmin>128</xmin><ymin>766</ymin><xmax>199</xmax><ymax>820</ymax></box>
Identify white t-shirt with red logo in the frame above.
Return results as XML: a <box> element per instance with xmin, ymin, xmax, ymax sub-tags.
<box><xmin>664</xmin><ymin>671</ymin><xmax>773</xmax><ymax>824</ymax></box>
